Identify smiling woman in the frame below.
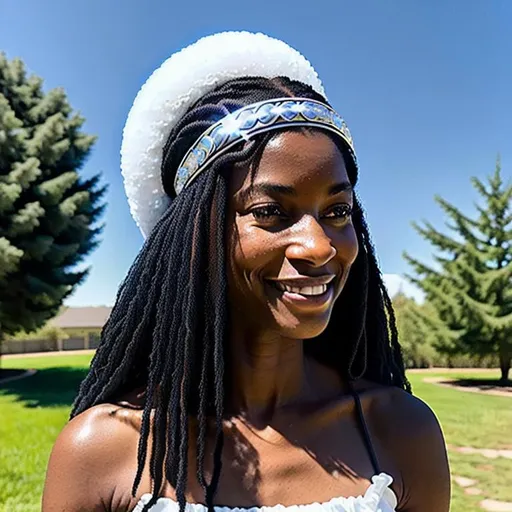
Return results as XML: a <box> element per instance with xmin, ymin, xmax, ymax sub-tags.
<box><xmin>42</xmin><ymin>32</ymin><xmax>451</xmax><ymax>512</ymax></box>
<box><xmin>227</xmin><ymin>131</ymin><xmax>358</xmax><ymax>341</ymax></box>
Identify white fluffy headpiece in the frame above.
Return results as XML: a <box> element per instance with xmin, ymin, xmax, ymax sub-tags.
<box><xmin>121</xmin><ymin>31</ymin><xmax>326</xmax><ymax>238</ymax></box>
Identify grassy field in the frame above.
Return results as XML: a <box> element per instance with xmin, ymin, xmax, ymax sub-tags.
<box><xmin>1</xmin><ymin>355</ymin><xmax>511</xmax><ymax>512</ymax></box>
<box><xmin>0</xmin><ymin>355</ymin><xmax>92</xmax><ymax>512</ymax></box>
<box><xmin>408</xmin><ymin>372</ymin><xmax>512</xmax><ymax>511</ymax></box>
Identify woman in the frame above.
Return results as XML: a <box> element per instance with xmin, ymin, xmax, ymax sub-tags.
<box><xmin>43</xmin><ymin>32</ymin><xmax>450</xmax><ymax>512</ymax></box>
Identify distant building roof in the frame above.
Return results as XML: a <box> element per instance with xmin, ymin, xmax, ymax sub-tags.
<box><xmin>49</xmin><ymin>306</ymin><xmax>112</xmax><ymax>329</ymax></box>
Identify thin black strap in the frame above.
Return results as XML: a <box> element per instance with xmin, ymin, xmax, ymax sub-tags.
<box><xmin>348</xmin><ymin>381</ymin><xmax>382</xmax><ymax>475</ymax></box>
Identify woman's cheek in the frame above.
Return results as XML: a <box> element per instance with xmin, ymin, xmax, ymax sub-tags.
<box><xmin>334</xmin><ymin>223</ymin><xmax>359</xmax><ymax>266</ymax></box>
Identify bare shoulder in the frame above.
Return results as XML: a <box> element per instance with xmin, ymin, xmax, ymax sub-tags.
<box><xmin>368</xmin><ymin>386</ymin><xmax>451</xmax><ymax>512</ymax></box>
<box><xmin>373</xmin><ymin>385</ymin><xmax>443</xmax><ymax>437</ymax></box>
<box><xmin>42</xmin><ymin>403</ymin><xmax>142</xmax><ymax>512</ymax></box>
<box><xmin>48</xmin><ymin>402</ymin><xmax>141</xmax><ymax>463</ymax></box>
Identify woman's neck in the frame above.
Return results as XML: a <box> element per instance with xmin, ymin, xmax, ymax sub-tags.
<box><xmin>227</xmin><ymin>329</ymin><xmax>341</xmax><ymax>424</ymax></box>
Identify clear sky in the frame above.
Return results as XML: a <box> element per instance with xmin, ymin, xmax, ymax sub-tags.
<box><xmin>1</xmin><ymin>0</ymin><xmax>510</xmax><ymax>306</ymax></box>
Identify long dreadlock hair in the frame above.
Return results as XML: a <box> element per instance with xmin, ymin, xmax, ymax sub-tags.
<box><xmin>71</xmin><ymin>76</ymin><xmax>410</xmax><ymax>512</ymax></box>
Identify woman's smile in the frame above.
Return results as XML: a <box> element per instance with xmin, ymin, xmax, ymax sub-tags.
<box><xmin>265</xmin><ymin>274</ymin><xmax>337</xmax><ymax>311</ymax></box>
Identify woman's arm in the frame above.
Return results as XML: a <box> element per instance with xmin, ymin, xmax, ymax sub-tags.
<box><xmin>392</xmin><ymin>393</ymin><xmax>451</xmax><ymax>512</ymax></box>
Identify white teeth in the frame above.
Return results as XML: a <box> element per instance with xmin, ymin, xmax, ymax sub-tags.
<box><xmin>276</xmin><ymin>283</ymin><xmax>327</xmax><ymax>296</ymax></box>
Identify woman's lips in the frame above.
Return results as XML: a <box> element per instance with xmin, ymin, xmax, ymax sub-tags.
<box><xmin>275</xmin><ymin>282</ymin><xmax>328</xmax><ymax>296</ymax></box>
<box><xmin>265</xmin><ymin>275</ymin><xmax>336</xmax><ymax>310</ymax></box>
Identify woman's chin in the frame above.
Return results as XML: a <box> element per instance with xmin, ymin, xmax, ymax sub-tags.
<box><xmin>275</xmin><ymin>318</ymin><xmax>331</xmax><ymax>340</ymax></box>
<box><xmin>266</xmin><ymin>301</ymin><xmax>333</xmax><ymax>340</ymax></box>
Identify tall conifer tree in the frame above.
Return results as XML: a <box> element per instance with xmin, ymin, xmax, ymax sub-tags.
<box><xmin>405</xmin><ymin>158</ymin><xmax>512</xmax><ymax>380</ymax></box>
<box><xmin>0</xmin><ymin>53</ymin><xmax>106</xmax><ymax>355</ymax></box>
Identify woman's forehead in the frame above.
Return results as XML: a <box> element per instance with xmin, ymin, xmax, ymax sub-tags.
<box><xmin>232</xmin><ymin>131</ymin><xmax>350</xmax><ymax>195</ymax></box>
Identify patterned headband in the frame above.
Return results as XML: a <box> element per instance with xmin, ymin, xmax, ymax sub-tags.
<box><xmin>174</xmin><ymin>97</ymin><xmax>357</xmax><ymax>195</ymax></box>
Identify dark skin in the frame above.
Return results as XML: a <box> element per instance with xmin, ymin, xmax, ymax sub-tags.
<box><xmin>42</xmin><ymin>131</ymin><xmax>451</xmax><ymax>511</ymax></box>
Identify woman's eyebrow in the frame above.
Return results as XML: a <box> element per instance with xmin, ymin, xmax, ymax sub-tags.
<box><xmin>237</xmin><ymin>183</ymin><xmax>297</xmax><ymax>202</ymax></box>
<box><xmin>237</xmin><ymin>181</ymin><xmax>352</xmax><ymax>202</ymax></box>
<box><xmin>328</xmin><ymin>181</ymin><xmax>353</xmax><ymax>196</ymax></box>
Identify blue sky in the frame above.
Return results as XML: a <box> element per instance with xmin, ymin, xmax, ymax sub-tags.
<box><xmin>1</xmin><ymin>0</ymin><xmax>510</xmax><ymax>306</ymax></box>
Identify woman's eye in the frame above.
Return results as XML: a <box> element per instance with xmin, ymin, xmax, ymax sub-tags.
<box><xmin>323</xmin><ymin>204</ymin><xmax>353</xmax><ymax>219</ymax></box>
<box><xmin>251</xmin><ymin>205</ymin><xmax>285</xmax><ymax>220</ymax></box>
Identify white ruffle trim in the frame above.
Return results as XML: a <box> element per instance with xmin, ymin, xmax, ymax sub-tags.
<box><xmin>120</xmin><ymin>31</ymin><xmax>325</xmax><ymax>238</ymax></box>
<box><xmin>133</xmin><ymin>473</ymin><xmax>398</xmax><ymax>512</ymax></box>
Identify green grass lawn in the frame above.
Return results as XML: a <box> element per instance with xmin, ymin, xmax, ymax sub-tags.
<box><xmin>1</xmin><ymin>356</ymin><xmax>511</xmax><ymax>512</ymax></box>
<box><xmin>0</xmin><ymin>355</ymin><xmax>92</xmax><ymax>512</ymax></box>
<box><xmin>407</xmin><ymin>371</ymin><xmax>512</xmax><ymax>511</ymax></box>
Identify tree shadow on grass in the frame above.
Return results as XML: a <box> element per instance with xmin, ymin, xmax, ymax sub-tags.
<box><xmin>0</xmin><ymin>367</ymin><xmax>88</xmax><ymax>408</ymax></box>
<box><xmin>450</xmin><ymin>378</ymin><xmax>512</xmax><ymax>394</ymax></box>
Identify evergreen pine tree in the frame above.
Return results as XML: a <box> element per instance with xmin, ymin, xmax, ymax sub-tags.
<box><xmin>404</xmin><ymin>158</ymin><xmax>512</xmax><ymax>380</ymax></box>
<box><xmin>0</xmin><ymin>53</ymin><xmax>106</xmax><ymax>358</ymax></box>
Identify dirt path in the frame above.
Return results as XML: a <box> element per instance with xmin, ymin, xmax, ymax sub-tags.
<box><xmin>480</xmin><ymin>500</ymin><xmax>512</xmax><ymax>511</ymax></box>
<box><xmin>448</xmin><ymin>444</ymin><xmax>512</xmax><ymax>460</ymax></box>
<box><xmin>3</xmin><ymin>349</ymin><xmax>95</xmax><ymax>359</ymax></box>
<box><xmin>409</xmin><ymin>368</ymin><xmax>499</xmax><ymax>374</ymax></box>
<box><xmin>453</xmin><ymin>474</ymin><xmax>512</xmax><ymax>511</ymax></box>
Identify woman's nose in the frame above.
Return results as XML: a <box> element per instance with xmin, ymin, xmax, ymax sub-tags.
<box><xmin>284</xmin><ymin>215</ymin><xmax>336</xmax><ymax>267</ymax></box>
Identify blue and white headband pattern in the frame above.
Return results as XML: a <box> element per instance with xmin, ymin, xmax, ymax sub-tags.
<box><xmin>174</xmin><ymin>97</ymin><xmax>356</xmax><ymax>195</ymax></box>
